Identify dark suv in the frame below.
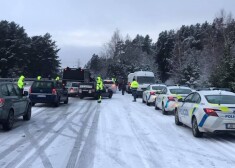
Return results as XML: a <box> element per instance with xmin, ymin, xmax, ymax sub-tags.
<box><xmin>0</xmin><ymin>82</ymin><xmax>31</xmax><ymax>130</ymax></box>
<box><xmin>29</xmin><ymin>80</ymin><xmax>68</xmax><ymax>107</ymax></box>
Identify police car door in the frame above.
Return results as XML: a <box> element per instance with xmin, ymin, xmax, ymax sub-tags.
<box><xmin>179</xmin><ymin>93</ymin><xmax>195</xmax><ymax>126</ymax></box>
<box><xmin>184</xmin><ymin>93</ymin><xmax>201</xmax><ymax>126</ymax></box>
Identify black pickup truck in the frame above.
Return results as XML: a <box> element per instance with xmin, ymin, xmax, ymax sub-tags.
<box><xmin>79</xmin><ymin>82</ymin><xmax>112</xmax><ymax>99</ymax></box>
<box><xmin>62</xmin><ymin>67</ymin><xmax>112</xmax><ymax>99</ymax></box>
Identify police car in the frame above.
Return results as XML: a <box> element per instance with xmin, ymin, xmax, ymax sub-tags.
<box><xmin>175</xmin><ymin>90</ymin><xmax>235</xmax><ymax>137</ymax></box>
<box><xmin>142</xmin><ymin>84</ymin><xmax>166</xmax><ymax>106</ymax></box>
<box><xmin>155</xmin><ymin>86</ymin><xmax>192</xmax><ymax>114</ymax></box>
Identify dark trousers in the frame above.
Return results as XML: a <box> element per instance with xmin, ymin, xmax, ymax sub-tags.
<box><xmin>122</xmin><ymin>88</ymin><xmax>125</xmax><ymax>95</ymax></box>
<box><xmin>19</xmin><ymin>88</ymin><xmax>24</xmax><ymax>96</ymax></box>
<box><xmin>132</xmin><ymin>89</ymin><xmax>137</xmax><ymax>101</ymax></box>
<box><xmin>97</xmin><ymin>90</ymin><xmax>102</xmax><ymax>101</ymax></box>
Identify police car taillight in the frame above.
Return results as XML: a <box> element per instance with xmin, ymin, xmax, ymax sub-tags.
<box><xmin>52</xmin><ymin>88</ymin><xmax>57</xmax><ymax>95</ymax></box>
<box><xmin>203</xmin><ymin>108</ymin><xmax>218</xmax><ymax>117</ymax></box>
<box><xmin>168</xmin><ymin>96</ymin><xmax>175</xmax><ymax>101</ymax></box>
<box><xmin>0</xmin><ymin>98</ymin><xmax>5</xmax><ymax>107</ymax></box>
<box><xmin>150</xmin><ymin>91</ymin><xmax>155</xmax><ymax>95</ymax></box>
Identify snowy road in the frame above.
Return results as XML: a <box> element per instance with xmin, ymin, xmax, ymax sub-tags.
<box><xmin>1</xmin><ymin>92</ymin><xmax>235</xmax><ymax>168</ymax></box>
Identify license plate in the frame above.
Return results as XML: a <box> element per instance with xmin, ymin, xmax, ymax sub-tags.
<box><xmin>37</xmin><ymin>95</ymin><xmax>46</xmax><ymax>97</ymax></box>
<box><xmin>226</xmin><ymin>123</ymin><xmax>235</xmax><ymax>129</ymax></box>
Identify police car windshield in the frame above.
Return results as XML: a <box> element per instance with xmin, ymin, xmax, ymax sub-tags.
<box><xmin>152</xmin><ymin>86</ymin><xmax>165</xmax><ymax>90</ymax></box>
<box><xmin>170</xmin><ymin>89</ymin><xmax>192</xmax><ymax>94</ymax></box>
<box><xmin>137</xmin><ymin>77</ymin><xmax>155</xmax><ymax>84</ymax></box>
<box><xmin>205</xmin><ymin>95</ymin><xmax>235</xmax><ymax>104</ymax></box>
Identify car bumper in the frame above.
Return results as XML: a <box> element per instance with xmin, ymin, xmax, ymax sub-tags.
<box><xmin>29</xmin><ymin>94</ymin><xmax>58</xmax><ymax>103</ymax></box>
<box><xmin>164</xmin><ymin>101</ymin><xmax>180</xmax><ymax>112</ymax></box>
<box><xmin>147</xmin><ymin>95</ymin><xmax>157</xmax><ymax>103</ymax></box>
<box><xmin>68</xmin><ymin>92</ymin><xmax>78</xmax><ymax>96</ymax></box>
<box><xmin>199</xmin><ymin>116</ymin><xmax>235</xmax><ymax>133</ymax></box>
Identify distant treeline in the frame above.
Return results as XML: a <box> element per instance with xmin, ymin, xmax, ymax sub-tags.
<box><xmin>86</xmin><ymin>11</ymin><xmax>235</xmax><ymax>89</ymax></box>
<box><xmin>0</xmin><ymin>20</ymin><xmax>60</xmax><ymax>78</ymax></box>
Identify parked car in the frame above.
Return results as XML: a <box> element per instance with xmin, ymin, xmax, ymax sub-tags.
<box><xmin>155</xmin><ymin>85</ymin><xmax>193</xmax><ymax>114</ymax></box>
<box><xmin>103</xmin><ymin>80</ymin><xmax>117</xmax><ymax>93</ymax></box>
<box><xmin>101</xmin><ymin>85</ymin><xmax>113</xmax><ymax>99</ymax></box>
<box><xmin>29</xmin><ymin>80</ymin><xmax>68</xmax><ymax>107</ymax></box>
<box><xmin>24</xmin><ymin>80</ymin><xmax>35</xmax><ymax>93</ymax></box>
<box><xmin>0</xmin><ymin>82</ymin><xmax>31</xmax><ymax>130</ymax></box>
<box><xmin>142</xmin><ymin>84</ymin><xmax>166</xmax><ymax>106</ymax></box>
<box><xmin>65</xmin><ymin>81</ymin><xmax>80</xmax><ymax>97</ymax></box>
<box><xmin>175</xmin><ymin>90</ymin><xmax>235</xmax><ymax>137</ymax></box>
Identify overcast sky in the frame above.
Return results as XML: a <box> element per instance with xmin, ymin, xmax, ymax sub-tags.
<box><xmin>1</xmin><ymin>0</ymin><xmax>235</xmax><ymax>68</ymax></box>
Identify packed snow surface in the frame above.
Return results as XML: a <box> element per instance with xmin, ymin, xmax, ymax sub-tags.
<box><xmin>0</xmin><ymin>92</ymin><xmax>235</xmax><ymax>168</ymax></box>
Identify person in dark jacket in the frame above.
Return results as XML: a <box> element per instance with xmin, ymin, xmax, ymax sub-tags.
<box><xmin>121</xmin><ymin>79</ymin><xmax>126</xmax><ymax>95</ymax></box>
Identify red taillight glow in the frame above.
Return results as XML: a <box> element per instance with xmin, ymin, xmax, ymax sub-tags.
<box><xmin>150</xmin><ymin>91</ymin><xmax>155</xmax><ymax>95</ymax></box>
<box><xmin>168</xmin><ymin>96</ymin><xmax>175</xmax><ymax>101</ymax></box>
<box><xmin>29</xmin><ymin>87</ymin><xmax>32</xmax><ymax>94</ymax></box>
<box><xmin>0</xmin><ymin>98</ymin><xmax>5</xmax><ymax>107</ymax></box>
<box><xmin>52</xmin><ymin>88</ymin><xmax>57</xmax><ymax>95</ymax></box>
<box><xmin>203</xmin><ymin>108</ymin><xmax>218</xmax><ymax>117</ymax></box>
<box><xmin>70</xmin><ymin>88</ymin><xmax>74</xmax><ymax>91</ymax></box>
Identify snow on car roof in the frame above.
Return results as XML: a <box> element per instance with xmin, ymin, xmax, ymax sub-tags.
<box><xmin>150</xmin><ymin>84</ymin><xmax>166</xmax><ymax>86</ymax></box>
<box><xmin>167</xmin><ymin>86</ymin><xmax>192</xmax><ymax>89</ymax></box>
<box><xmin>198</xmin><ymin>90</ymin><xmax>235</xmax><ymax>96</ymax></box>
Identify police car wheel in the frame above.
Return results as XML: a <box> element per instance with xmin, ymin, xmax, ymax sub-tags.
<box><xmin>175</xmin><ymin>108</ymin><xmax>182</xmax><ymax>126</ymax></box>
<box><xmin>162</xmin><ymin>103</ymin><xmax>167</xmax><ymax>115</ymax></box>
<box><xmin>146</xmin><ymin>100</ymin><xmax>150</xmax><ymax>106</ymax></box>
<box><xmin>142</xmin><ymin>98</ymin><xmax>145</xmax><ymax>103</ymax></box>
<box><xmin>155</xmin><ymin>105</ymin><xmax>159</xmax><ymax>110</ymax></box>
<box><xmin>192</xmin><ymin>117</ymin><xmax>203</xmax><ymax>138</ymax></box>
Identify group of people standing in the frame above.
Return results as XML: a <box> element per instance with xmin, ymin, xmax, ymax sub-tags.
<box><xmin>16</xmin><ymin>75</ymin><xmax>60</xmax><ymax>95</ymax></box>
<box><xmin>17</xmin><ymin>74</ymin><xmax>138</xmax><ymax>103</ymax></box>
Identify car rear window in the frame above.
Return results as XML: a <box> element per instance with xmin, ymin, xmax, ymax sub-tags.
<box><xmin>137</xmin><ymin>76</ymin><xmax>155</xmax><ymax>84</ymax></box>
<box><xmin>32</xmin><ymin>81</ymin><xmax>53</xmax><ymax>89</ymax></box>
<box><xmin>152</xmin><ymin>86</ymin><xmax>165</xmax><ymax>90</ymax></box>
<box><xmin>169</xmin><ymin>89</ymin><xmax>192</xmax><ymax>94</ymax></box>
<box><xmin>104</xmin><ymin>81</ymin><xmax>114</xmax><ymax>84</ymax></box>
<box><xmin>72</xmin><ymin>83</ymin><xmax>79</xmax><ymax>87</ymax></box>
<box><xmin>205</xmin><ymin>95</ymin><xmax>235</xmax><ymax>104</ymax></box>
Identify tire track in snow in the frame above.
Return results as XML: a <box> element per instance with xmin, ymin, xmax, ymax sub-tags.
<box><xmin>0</xmin><ymin>106</ymin><xmax>49</xmax><ymax>161</ymax></box>
<box><xmin>17</xmin><ymin>101</ymin><xmax>94</xmax><ymax>168</ymax></box>
<box><xmin>66</xmin><ymin>102</ymin><xmax>98</xmax><ymax>168</ymax></box>
<box><xmin>4</xmin><ymin>100</ymin><xmax>89</xmax><ymax>168</ymax></box>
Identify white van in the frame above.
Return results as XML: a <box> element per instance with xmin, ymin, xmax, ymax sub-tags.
<box><xmin>131</xmin><ymin>71</ymin><xmax>155</xmax><ymax>97</ymax></box>
<box><xmin>126</xmin><ymin>73</ymin><xmax>134</xmax><ymax>93</ymax></box>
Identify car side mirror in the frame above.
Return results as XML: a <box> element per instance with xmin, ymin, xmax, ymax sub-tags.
<box><xmin>23</xmin><ymin>91</ymin><xmax>29</xmax><ymax>96</ymax></box>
